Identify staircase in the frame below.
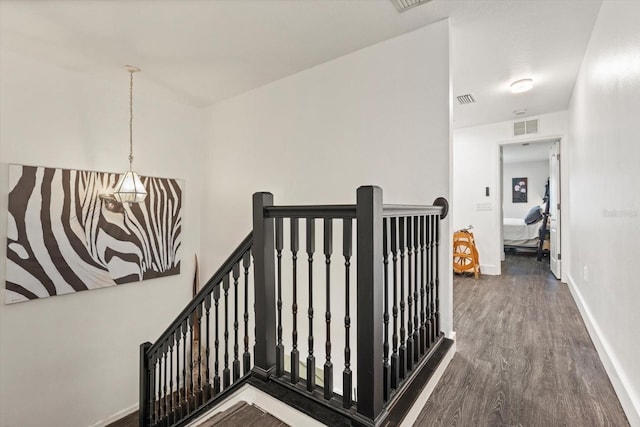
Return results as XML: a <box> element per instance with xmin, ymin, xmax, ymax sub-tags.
<box><xmin>139</xmin><ymin>186</ymin><xmax>451</xmax><ymax>427</ymax></box>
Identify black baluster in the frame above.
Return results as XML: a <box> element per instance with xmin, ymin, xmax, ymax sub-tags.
<box><xmin>290</xmin><ymin>218</ymin><xmax>300</xmax><ymax>384</ymax></box>
<box><xmin>382</xmin><ymin>218</ymin><xmax>391</xmax><ymax>401</ymax></box>
<box><xmin>181</xmin><ymin>320</ymin><xmax>188</xmax><ymax>414</ymax></box>
<box><xmin>213</xmin><ymin>285</ymin><xmax>221</xmax><ymax>395</ymax></box>
<box><xmin>169</xmin><ymin>338</ymin><xmax>174</xmax><ymax>424</ymax></box>
<box><xmin>243</xmin><ymin>251</ymin><xmax>251</xmax><ymax>375</ymax></box>
<box><xmin>413</xmin><ymin>216</ymin><xmax>420</xmax><ymax>362</ymax></box>
<box><xmin>232</xmin><ymin>263</ymin><xmax>241</xmax><ymax>381</ymax></box>
<box><xmin>406</xmin><ymin>217</ymin><xmax>414</xmax><ymax>372</ymax></box>
<box><xmin>390</xmin><ymin>217</ymin><xmax>399</xmax><ymax>389</ymax></box>
<box><xmin>204</xmin><ymin>295</ymin><xmax>211</xmax><ymax>401</ymax></box>
<box><xmin>188</xmin><ymin>316</ymin><xmax>194</xmax><ymax>413</ymax></box>
<box><xmin>275</xmin><ymin>217</ymin><xmax>284</xmax><ymax>377</ymax></box>
<box><xmin>223</xmin><ymin>275</ymin><xmax>231</xmax><ymax>388</ymax></box>
<box><xmin>429</xmin><ymin>215</ymin><xmax>436</xmax><ymax>344</ymax></box>
<box><xmin>306</xmin><ymin>218</ymin><xmax>316</xmax><ymax>392</ymax></box>
<box><xmin>435</xmin><ymin>214</ymin><xmax>441</xmax><ymax>336</ymax></box>
<box><xmin>323</xmin><ymin>218</ymin><xmax>333</xmax><ymax>400</ymax></box>
<box><xmin>399</xmin><ymin>217</ymin><xmax>406</xmax><ymax>380</ymax></box>
<box><xmin>196</xmin><ymin>305</ymin><xmax>202</xmax><ymax>405</ymax></box>
<box><xmin>419</xmin><ymin>216</ymin><xmax>426</xmax><ymax>355</ymax></box>
<box><xmin>157</xmin><ymin>353</ymin><xmax>162</xmax><ymax>422</ymax></box>
<box><xmin>342</xmin><ymin>218</ymin><xmax>353</xmax><ymax>408</ymax></box>
<box><xmin>174</xmin><ymin>331</ymin><xmax>180</xmax><ymax>422</ymax></box>
<box><xmin>149</xmin><ymin>353</ymin><xmax>158</xmax><ymax>425</ymax></box>
<box><xmin>163</xmin><ymin>346</ymin><xmax>168</xmax><ymax>423</ymax></box>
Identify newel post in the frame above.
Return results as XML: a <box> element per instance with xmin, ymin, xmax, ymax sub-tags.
<box><xmin>356</xmin><ymin>186</ymin><xmax>385</xmax><ymax>422</ymax></box>
<box><xmin>252</xmin><ymin>192</ymin><xmax>277</xmax><ymax>380</ymax></box>
<box><xmin>139</xmin><ymin>342</ymin><xmax>152</xmax><ymax>427</ymax></box>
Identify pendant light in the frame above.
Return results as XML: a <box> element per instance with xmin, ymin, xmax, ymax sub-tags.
<box><xmin>113</xmin><ymin>65</ymin><xmax>147</xmax><ymax>204</ymax></box>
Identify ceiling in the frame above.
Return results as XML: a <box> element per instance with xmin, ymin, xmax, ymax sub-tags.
<box><xmin>503</xmin><ymin>140</ymin><xmax>556</xmax><ymax>164</ymax></box>
<box><xmin>0</xmin><ymin>0</ymin><xmax>602</xmax><ymax>129</ymax></box>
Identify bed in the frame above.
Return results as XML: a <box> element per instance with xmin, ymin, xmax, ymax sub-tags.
<box><xmin>503</xmin><ymin>217</ymin><xmax>543</xmax><ymax>249</ymax></box>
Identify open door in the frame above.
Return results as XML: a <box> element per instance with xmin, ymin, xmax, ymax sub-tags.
<box><xmin>549</xmin><ymin>141</ymin><xmax>561</xmax><ymax>279</ymax></box>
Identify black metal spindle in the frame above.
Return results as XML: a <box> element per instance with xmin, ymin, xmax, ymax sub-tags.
<box><xmin>390</xmin><ymin>217</ymin><xmax>399</xmax><ymax>389</ymax></box>
<box><xmin>213</xmin><ymin>285</ymin><xmax>221</xmax><ymax>395</ymax></box>
<box><xmin>223</xmin><ymin>275</ymin><xmax>231</xmax><ymax>388</ymax></box>
<box><xmin>398</xmin><ymin>217</ymin><xmax>406</xmax><ymax>379</ymax></box>
<box><xmin>382</xmin><ymin>218</ymin><xmax>391</xmax><ymax>401</ymax></box>
<box><xmin>413</xmin><ymin>216</ymin><xmax>420</xmax><ymax>362</ymax></box>
<box><xmin>242</xmin><ymin>250</ymin><xmax>251</xmax><ymax>375</ymax></box>
<box><xmin>323</xmin><ymin>218</ymin><xmax>333</xmax><ymax>400</ymax></box>
<box><xmin>306</xmin><ymin>218</ymin><xmax>316</xmax><ymax>392</ymax></box>
<box><xmin>406</xmin><ymin>217</ymin><xmax>414</xmax><ymax>372</ymax></box>
<box><xmin>275</xmin><ymin>217</ymin><xmax>284</xmax><ymax>377</ymax></box>
<box><xmin>291</xmin><ymin>218</ymin><xmax>300</xmax><ymax>383</ymax></box>
<box><xmin>232</xmin><ymin>264</ymin><xmax>241</xmax><ymax>381</ymax></box>
<box><xmin>419</xmin><ymin>216</ymin><xmax>426</xmax><ymax>355</ymax></box>
<box><xmin>342</xmin><ymin>218</ymin><xmax>353</xmax><ymax>408</ymax></box>
<box><xmin>204</xmin><ymin>295</ymin><xmax>211</xmax><ymax>401</ymax></box>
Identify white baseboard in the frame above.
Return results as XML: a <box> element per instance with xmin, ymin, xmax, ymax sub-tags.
<box><xmin>88</xmin><ymin>403</ymin><xmax>138</xmax><ymax>427</ymax></box>
<box><xmin>567</xmin><ymin>274</ymin><xmax>640</xmax><ymax>426</ymax></box>
<box><xmin>400</xmin><ymin>338</ymin><xmax>456</xmax><ymax>426</ymax></box>
<box><xmin>186</xmin><ymin>383</ymin><xmax>325</xmax><ymax>427</ymax></box>
<box><xmin>480</xmin><ymin>264</ymin><xmax>499</xmax><ymax>275</ymax></box>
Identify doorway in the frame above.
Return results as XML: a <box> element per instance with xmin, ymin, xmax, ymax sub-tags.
<box><xmin>499</xmin><ymin>138</ymin><xmax>562</xmax><ymax>279</ymax></box>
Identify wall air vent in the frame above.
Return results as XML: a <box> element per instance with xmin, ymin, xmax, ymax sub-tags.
<box><xmin>514</xmin><ymin>119</ymin><xmax>539</xmax><ymax>136</ymax></box>
<box><xmin>456</xmin><ymin>94</ymin><xmax>476</xmax><ymax>105</ymax></box>
<box><xmin>391</xmin><ymin>0</ymin><xmax>432</xmax><ymax>13</ymax></box>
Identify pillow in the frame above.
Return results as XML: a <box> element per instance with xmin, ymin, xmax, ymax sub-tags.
<box><xmin>524</xmin><ymin>205</ymin><xmax>543</xmax><ymax>225</ymax></box>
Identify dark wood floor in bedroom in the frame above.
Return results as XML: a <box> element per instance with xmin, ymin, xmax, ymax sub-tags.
<box><xmin>414</xmin><ymin>253</ymin><xmax>629</xmax><ymax>427</ymax></box>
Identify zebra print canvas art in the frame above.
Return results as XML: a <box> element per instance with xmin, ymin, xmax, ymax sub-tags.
<box><xmin>6</xmin><ymin>164</ymin><xmax>183</xmax><ymax>304</ymax></box>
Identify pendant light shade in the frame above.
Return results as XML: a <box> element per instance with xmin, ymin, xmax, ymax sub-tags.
<box><xmin>113</xmin><ymin>65</ymin><xmax>147</xmax><ymax>204</ymax></box>
<box><xmin>113</xmin><ymin>171</ymin><xmax>147</xmax><ymax>204</ymax></box>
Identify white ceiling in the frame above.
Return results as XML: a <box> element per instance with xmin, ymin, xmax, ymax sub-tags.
<box><xmin>0</xmin><ymin>0</ymin><xmax>602</xmax><ymax>129</ymax></box>
<box><xmin>503</xmin><ymin>140</ymin><xmax>556</xmax><ymax>164</ymax></box>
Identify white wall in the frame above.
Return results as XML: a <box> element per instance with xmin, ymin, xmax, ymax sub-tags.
<box><xmin>502</xmin><ymin>160</ymin><xmax>549</xmax><ymax>219</ymax></box>
<box><xmin>452</xmin><ymin>110</ymin><xmax>569</xmax><ymax>276</ymax></box>
<box><xmin>201</xmin><ymin>20</ymin><xmax>453</xmax><ymax>391</ymax></box>
<box><xmin>0</xmin><ymin>51</ymin><xmax>204</xmax><ymax>427</ymax></box>
<box><xmin>566</xmin><ymin>1</ymin><xmax>640</xmax><ymax>424</ymax></box>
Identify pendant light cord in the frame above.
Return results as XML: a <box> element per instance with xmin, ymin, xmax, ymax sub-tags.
<box><xmin>129</xmin><ymin>70</ymin><xmax>134</xmax><ymax>171</ymax></box>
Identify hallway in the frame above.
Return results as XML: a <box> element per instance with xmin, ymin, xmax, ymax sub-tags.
<box><xmin>415</xmin><ymin>254</ymin><xmax>628</xmax><ymax>426</ymax></box>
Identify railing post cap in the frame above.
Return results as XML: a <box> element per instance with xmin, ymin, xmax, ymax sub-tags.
<box><xmin>433</xmin><ymin>197</ymin><xmax>449</xmax><ymax>219</ymax></box>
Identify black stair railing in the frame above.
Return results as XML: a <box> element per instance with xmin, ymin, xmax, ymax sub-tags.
<box><xmin>140</xmin><ymin>186</ymin><xmax>448</xmax><ymax>427</ymax></box>
<box><xmin>139</xmin><ymin>232</ymin><xmax>253</xmax><ymax>427</ymax></box>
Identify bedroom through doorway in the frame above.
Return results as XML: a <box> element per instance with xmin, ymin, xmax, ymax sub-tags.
<box><xmin>499</xmin><ymin>139</ymin><xmax>562</xmax><ymax>279</ymax></box>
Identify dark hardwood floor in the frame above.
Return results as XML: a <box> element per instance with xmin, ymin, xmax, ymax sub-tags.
<box><xmin>415</xmin><ymin>253</ymin><xmax>629</xmax><ymax>427</ymax></box>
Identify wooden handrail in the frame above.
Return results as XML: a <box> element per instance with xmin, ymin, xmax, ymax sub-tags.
<box><xmin>147</xmin><ymin>232</ymin><xmax>253</xmax><ymax>355</ymax></box>
<box><xmin>264</xmin><ymin>205</ymin><xmax>356</xmax><ymax>219</ymax></box>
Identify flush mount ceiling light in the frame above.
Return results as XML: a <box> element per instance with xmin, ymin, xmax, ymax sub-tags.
<box><xmin>514</xmin><ymin>108</ymin><xmax>528</xmax><ymax>116</ymax></box>
<box><xmin>510</xmin><ymin>78</ymin><xmax>534</xmax><ymax>94</ymax></box>
<box><xmin>113</xmin><ymin>65</ymin><xmax>147</xmax><ymax>204</ymax></box>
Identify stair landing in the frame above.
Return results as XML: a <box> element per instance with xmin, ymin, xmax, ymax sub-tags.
<box><xmin>197</xmin><ymin>401</ymin><xmax>288</xmax><ymax>427</ymax></box>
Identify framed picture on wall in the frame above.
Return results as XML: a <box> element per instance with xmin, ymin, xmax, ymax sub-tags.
<box><xmin>512</xmin><ymin>177</ymin><xmax>528</xmax><ymax>203</ymax></box>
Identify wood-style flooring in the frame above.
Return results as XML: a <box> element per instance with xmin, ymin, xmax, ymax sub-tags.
<box><xmin>414</xmin><ymin>253</ymin><xmax>629</xmax><ymax>427</ymax></box>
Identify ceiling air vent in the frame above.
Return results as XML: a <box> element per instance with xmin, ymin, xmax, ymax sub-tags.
<box><xmin>514</xmin><ymin>119</ymin><xmax>539</xmax><ymax>136</ymax></box>
<box><xmin>391</xmin><ymin>0</ymin><xmax>432</xmax><ymax>13</ymax></box>
<box><xmin>456</xmin><ymin>94</ymin><xmax>476</xmax><ymax>105</ymax></box>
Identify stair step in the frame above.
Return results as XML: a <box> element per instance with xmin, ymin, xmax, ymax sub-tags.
<box><xmin>197</xmin><ymin>400</ymin><xmax>289</xmax><ymax>427</ymax></box>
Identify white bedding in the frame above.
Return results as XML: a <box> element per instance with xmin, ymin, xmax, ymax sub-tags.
<box><xmin>503</xmin><ymin>217</ymin><xmax>541</xmax><ymax>241</ymax></box>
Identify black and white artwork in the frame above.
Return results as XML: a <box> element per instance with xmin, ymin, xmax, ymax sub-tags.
<box><xmin>512</xmin><ymin>177</ymin><xmax>528</xmax><ymax>203</ymax></box>
<box><xmin>5</xmin><ymin>164</ymin><xmax>183</xmax><ymax>304</ymax></box>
